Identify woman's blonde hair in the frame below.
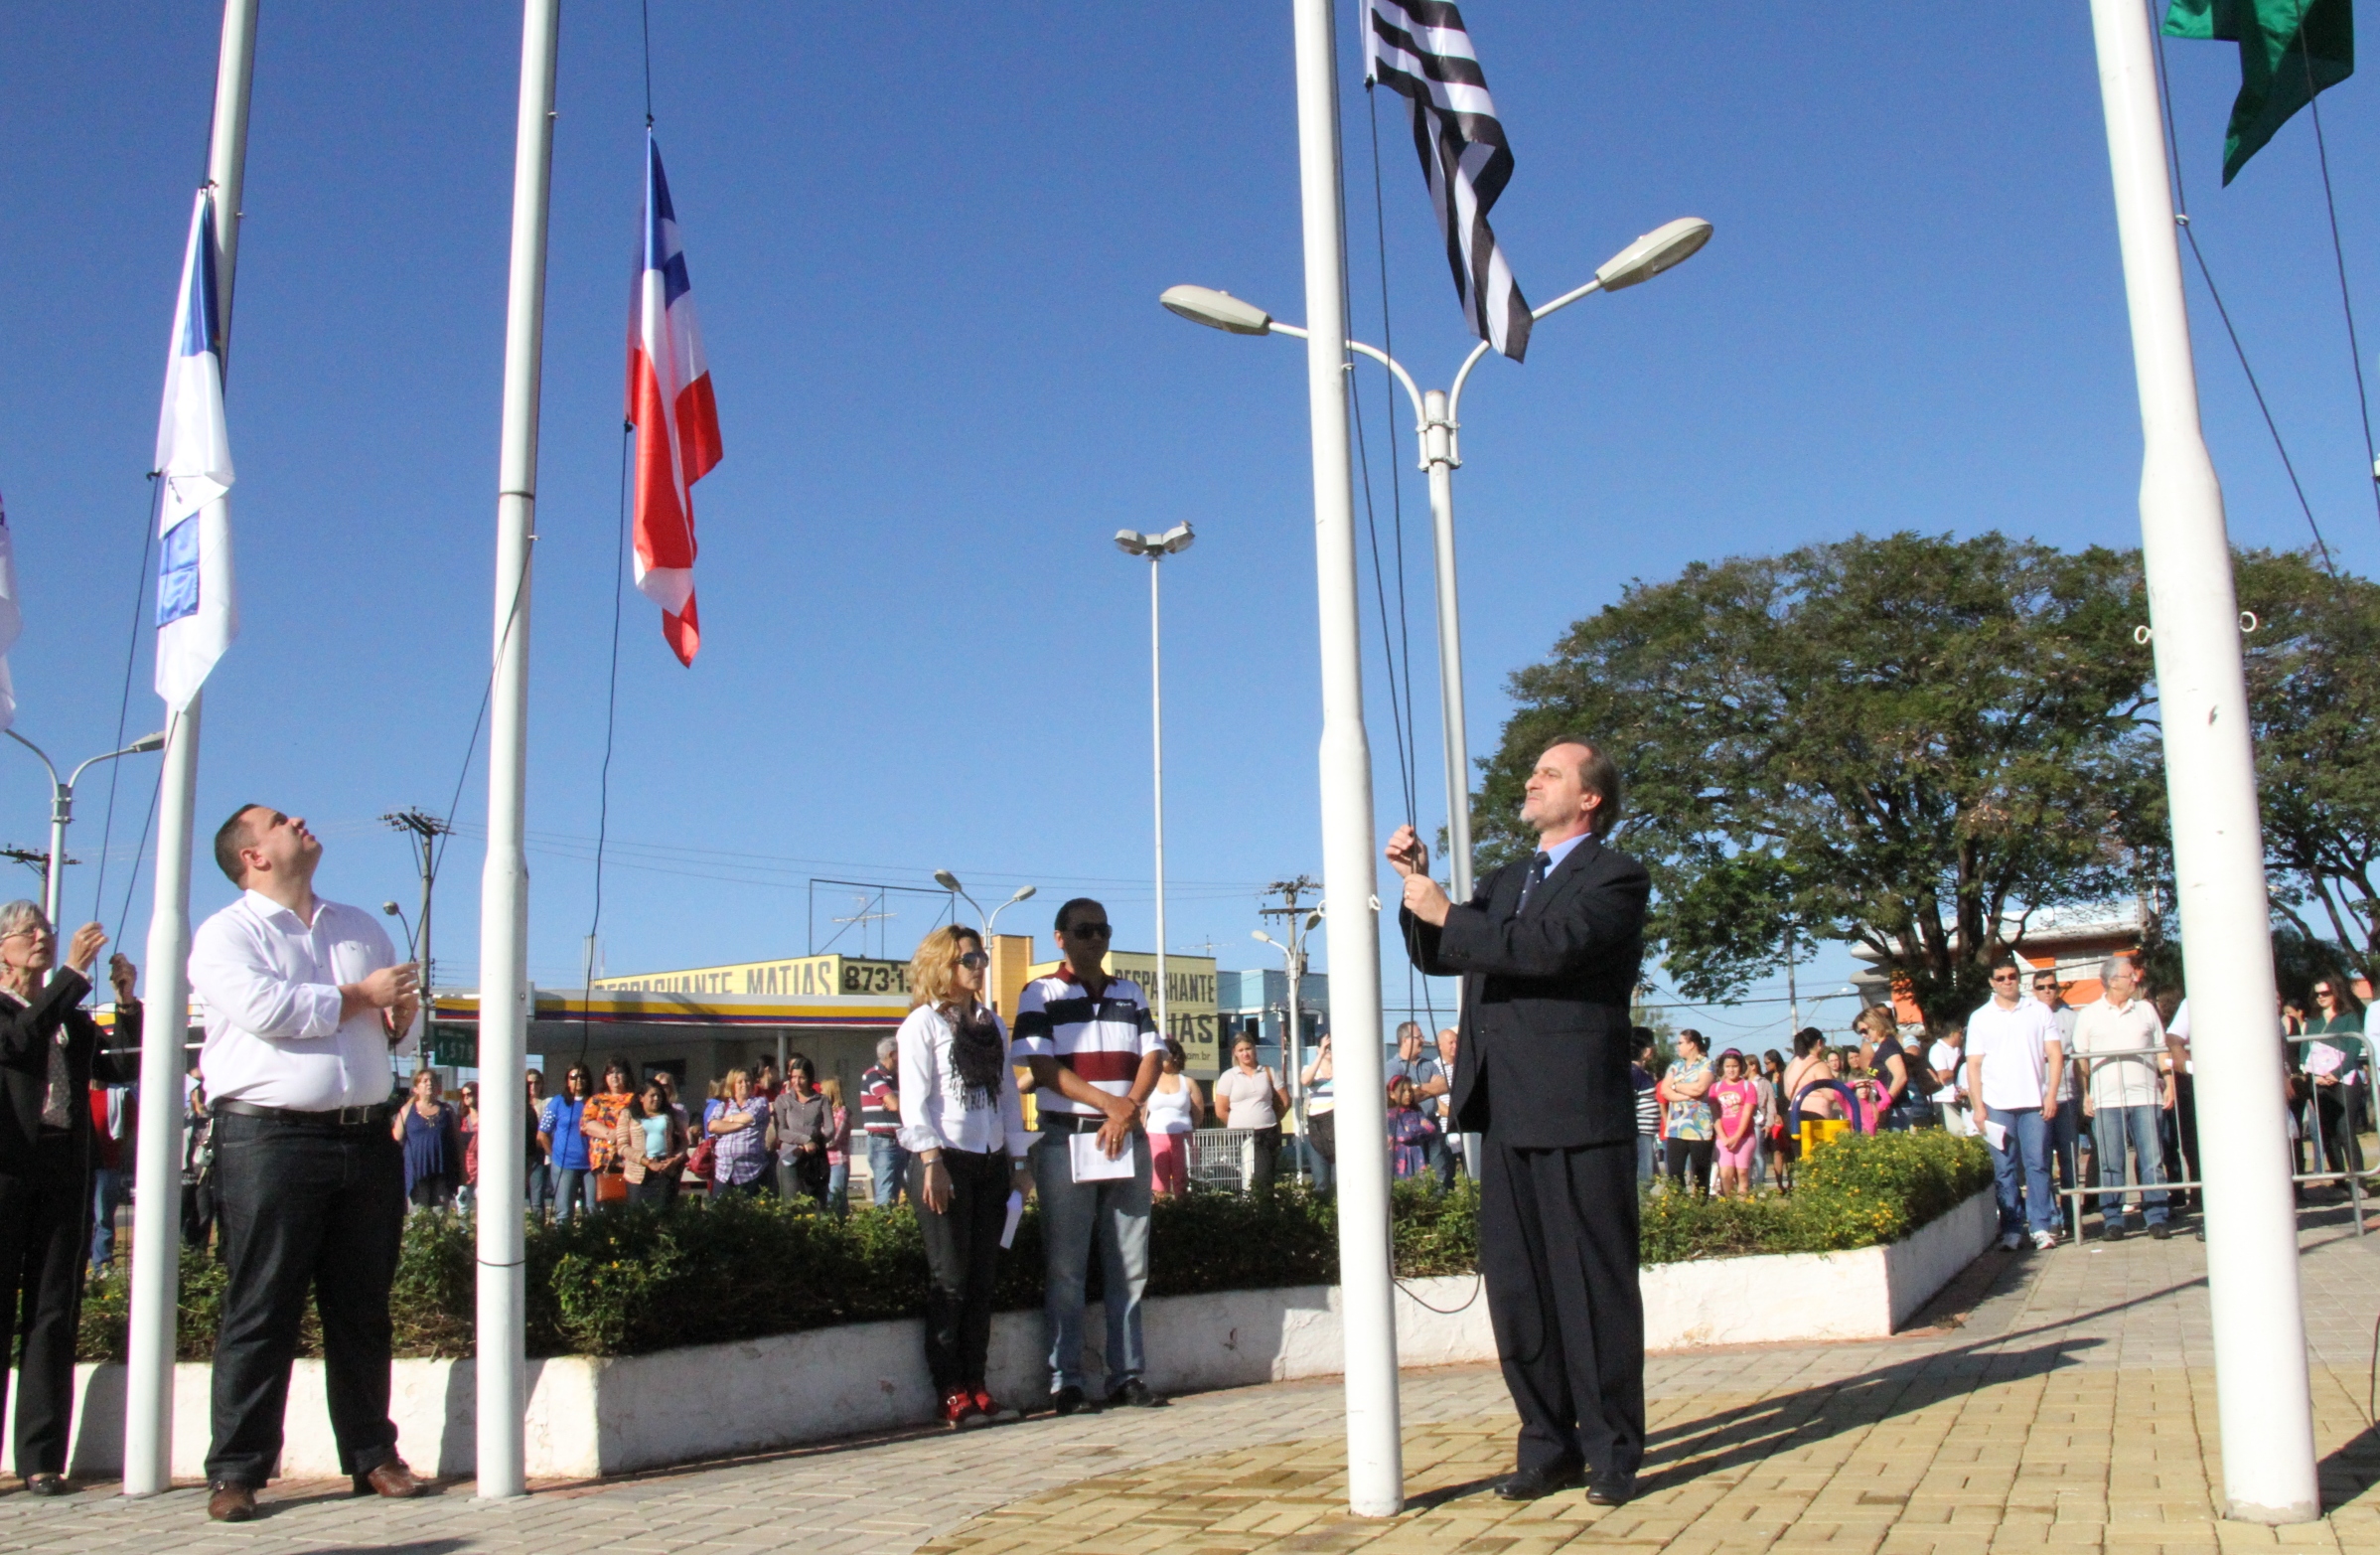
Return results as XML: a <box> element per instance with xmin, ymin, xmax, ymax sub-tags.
<box><xmin>721</xmin><ymin>1066</ymin><xmax>750</xmax><ymax>1094</ymax></box>
<box><xmin>819</xmin><ymin>1076</ymin><xmax>843</xmax><ymax>1107</ymax></box>
<box><xmin>1852</xmin><ymin>1006</ymin><xmax>1897</xmax><ymax>1043</ymax></box>
<box><xmin>909</xmin><ymin>924</ymin><xmax>985</xmax><ymax>1010</ymax></box>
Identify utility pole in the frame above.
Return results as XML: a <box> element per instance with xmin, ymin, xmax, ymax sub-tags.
<box><xmin>1259</xmin><ymin>875</ymin><xmax>1320</xmax><ymax>1177</ymax></box>
<box><xmin>383</xmin><ymin>810</ymin><xmax>451</xmax><ymax>1046</ymax></box>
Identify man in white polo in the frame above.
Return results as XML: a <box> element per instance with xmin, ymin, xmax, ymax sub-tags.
<box><xmin>1965</xmin><ymin>957</ymin><xmax>2067</xmax><ymax>1251</ymax></box>
<box><xmin>2071</xmin><ymin>956</ymin><xmax>2172</xmax><ymax>1242</ymax></box>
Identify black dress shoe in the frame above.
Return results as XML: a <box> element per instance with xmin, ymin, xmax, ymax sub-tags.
<box><xmin>21</xmin><ymin>1472</ymin><xmax>67</xmax><ymax>1496</ymax></box>
<box><xmin>1495</xmin><ymin>1463</ymin><xmax>1583</xmax><ymax>1501</ymax></box>
<box><xmin>1050</xmin><ymin>1384</ymin><xmax>1095</xmax><ymax>1416</ymax></box>
<box><xmin>1586</xmin><ymin>1472</ymin><xmax>1637</xmax><ymax>1506</ymax></box>
<box><xmin>1106</xmin><ymin>1377</ymin><xmax>1167</xmax><ymax>1409</ymax></box>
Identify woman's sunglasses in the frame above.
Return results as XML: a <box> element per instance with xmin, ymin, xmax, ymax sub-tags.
<box><xmin>958</xmin><ymin>950</ymin><xmax>990</xmax><ymax>970</ymax></box>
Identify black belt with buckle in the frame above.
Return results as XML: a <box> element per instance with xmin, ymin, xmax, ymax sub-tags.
<box><xmin>215</xmin><ymin>1098</ymin><xmax>392</xmax><ymax>1128</ymax></box>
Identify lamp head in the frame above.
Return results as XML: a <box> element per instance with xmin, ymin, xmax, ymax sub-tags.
<box><xmin>1008</xmin><ymin>884</ymin><xmax>1038</xmax><ymax>904</ymax></box>
<box><xmin>1156</xmin><ymin>523</ymin><xmax>1195</xmax><ymax>555</ymax></box>
<box><xmin>129</xmin><ymin>731</ymin><xmax>167</xmax><ymax>754</ymax></box>
<box><xmin>1159</xmin><ymin>285</ymin><xmax>1273</xmax><ymax>335</ymax></box>
<box><xmin>1594</xmin><ymin>218</ymin><xmax>1713</xmax><ymax>291</ymax></box>
<box><xmin>934</xmin><ymin>868</ymin><xmax>964</xmax><ymax>894</ymax></box>
<box><xmin>381</xmin><ymin>901</ymin><xmax>402</xmax><ymax>917</ymax></box>
<box><xmin>1114</xmin><ymin>530</ymin><xmax>1150</xmax><ymax>556</ymax></box>
<box><xmin>1303</xmin><ymin>909</ymin><xmax>1323</xmax><ymax>932</ymax></box>
<box><xmin>1252</xmin><ymin>929</ymin><xmax>1276</xmax><ymax>946</ymax></box>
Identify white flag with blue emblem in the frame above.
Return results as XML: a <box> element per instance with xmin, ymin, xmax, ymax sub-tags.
<box><xmin>153</xmin><ymin>188</ymin><xmax>238</xmax><ymax>711</ymax></box>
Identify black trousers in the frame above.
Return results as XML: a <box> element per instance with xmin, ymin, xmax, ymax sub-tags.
<box><xmin>2317</xmin><ymin>1086</ymin><xmax>2366</xmax><ymax>1177</ymax></box>
<box><xmin>1479</xmin><ymin>1137</ymin><xmax>1645</xmax><ymax>1481</ymax></box>
<box><xmin>1236</xmin><ymin>1126</ymin><xmax>1281</xmax><ymax>1191</ymax></box>
<box><xmin>207</xmin><ymin>1110</ymin><xmax>406</xmax><ymax>1486</ymax></box>
<box><xmin>1664</xmin><ymin>1137</ymin><xmax>1713</xmax><ymax>1194</ymax></box>
<box><xmin>0</xmin><ymin>1135</ymin><xmax>93</xmax><ymax>1476</ymax></box>
<box><xmin>909</xmin><ymin>1149</ymin><xmax>1007</xmax><ymax>1394</ymax></box>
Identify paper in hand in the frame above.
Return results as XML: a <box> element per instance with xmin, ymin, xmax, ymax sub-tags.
<box><xmin>1982</xmin><ymin>1118</ymin><xmax>2009</xmax><ymax>1153</ymax></box>
<box><xmin>1069</xmin><ymin>1131</ymin><xmax>1134</xmax><ymax>1183</ymax></box>
<box><xmin>999</xmin><ymin>1189</ymin><xmax>1025</xmax><ymax>1250</ymax></box>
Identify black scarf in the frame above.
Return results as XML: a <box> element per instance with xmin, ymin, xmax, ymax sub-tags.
<box><xmin>949</xmin><ymin>1003</ymin><xmax>1007</xmax><ymax>1110</ymax></box>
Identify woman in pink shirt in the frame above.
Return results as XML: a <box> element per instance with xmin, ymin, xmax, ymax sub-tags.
<box><xmin>1711</xmin><ymin>1050</ymin><xmax>1760</xmax><ymax>1199</ymax></box>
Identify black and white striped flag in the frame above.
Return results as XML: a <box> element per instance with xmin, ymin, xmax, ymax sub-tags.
<box><xmin>1368</xmin><ymin>0</ymin><xmax>1532</xmax><ymax>362</ymax></box>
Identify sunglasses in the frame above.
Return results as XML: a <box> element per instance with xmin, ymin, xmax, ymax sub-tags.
<box><xmin>1068</xmin><ymin>922</ymin><xmax>1113</xmax><ymax>940</ymax></box>
<box><xmin>1990</xmin><ymin>972</ymin><xmax>2019</xmax><ymax>983</ymax></box>
<box><xmin>958</xmin><ymin>950</ymin><xmax>990</xmax><ymax>970</ymax></box>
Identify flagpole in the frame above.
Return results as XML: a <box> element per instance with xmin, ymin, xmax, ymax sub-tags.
<box><xmin>2084</xmin><ymin>0</ymin><xmax>2315</xmax><ymax>1524</ymax></box>
<box><xmin>476</xmin><ymin>0</ymin><xmax>559</xmax><ymax>1500</ymax></box>
<box><xmin>123</xmin><ymin>0</ymin><xmax>255</xmax><ymax>1498</ymax></box>
<box><xmin>1290</xmin><ymin>0</ymin><xmax>1402</xmax><ymax>1517</ymax></box>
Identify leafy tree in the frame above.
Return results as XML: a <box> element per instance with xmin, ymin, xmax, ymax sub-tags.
<box><xmin>2236</xmin><ymin>549</ymin><xmax>2380</xmax><ymax>984</ymax></box>
<box><xmin>1474</xmin><ymin>532</ymin><xmax>2157</xmax><ymax>1023</ymax></box>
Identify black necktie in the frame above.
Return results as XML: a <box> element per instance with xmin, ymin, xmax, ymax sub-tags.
<box><xmin>1516</xmin><ymin>852</ymin><xmax>1551</xmax><ymax>912</ymax></box>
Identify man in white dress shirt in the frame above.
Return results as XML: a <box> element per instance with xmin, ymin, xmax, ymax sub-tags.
<box><xmin>187</xmin><ymin>806</ymin><xmax>421</xmax><ymax>1522</ymax></box>
<box><xmin>1965</xmin><ymin>957</ymin><xmax>2067</xmax><ymax>1253</ymax></box>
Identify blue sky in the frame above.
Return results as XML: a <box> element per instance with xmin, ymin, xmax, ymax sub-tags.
<box><xmin>4</xmin><ymin>4</ymin><xmax>2377</xmax><ymax>1052</ymax></box>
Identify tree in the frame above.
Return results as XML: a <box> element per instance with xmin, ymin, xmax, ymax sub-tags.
<box><xmin>2236</xmin><ymin>549</ymin><xmax>2380</xmax><ymax>984</ymax></box>
<box><xmin>1474</xmin><ymin>532</ymin><xmax>2158</xmax><ymax>1023</ymax></box>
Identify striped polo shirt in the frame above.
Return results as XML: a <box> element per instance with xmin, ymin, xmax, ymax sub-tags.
<box><xmin>1012</xmin><ymin>965</ymin><xmax>1161</xmax><ymax>1117</ymax></box>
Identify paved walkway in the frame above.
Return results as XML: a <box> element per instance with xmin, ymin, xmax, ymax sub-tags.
<box><xmin>8</xmin><ymin>1205</ymin><xmax>2380</xmax><ymax>1555</ymax></box>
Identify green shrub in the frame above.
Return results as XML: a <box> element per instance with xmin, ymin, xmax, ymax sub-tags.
<box><xmin>77</xmin><ymin>1133</ymin><xmax>1988</xmax><ymax>1361</ymax></box>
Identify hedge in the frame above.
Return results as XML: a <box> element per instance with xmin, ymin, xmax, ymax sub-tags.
<box><xmin>78</xmin><ymin>1129</ymin><xmax>1988</xmax><ymax>1362</ymax></box>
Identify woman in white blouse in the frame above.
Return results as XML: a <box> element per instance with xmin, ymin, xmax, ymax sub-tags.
<box><xmin>897</xmin><ymin>925</ymin><xmax>1032</xmax><ymax>1429</ymax></box>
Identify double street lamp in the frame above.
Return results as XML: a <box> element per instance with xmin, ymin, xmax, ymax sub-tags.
<box><xmin>7</xmin><ymin>728</ymin><xmax>168</xmax><ymax>932</ymax></box>
<box><xmin>933</xmin><ymin>869</ymin><xmax>1038</xmax><ymax>937</ymax></box>
<box><xmin>1160</xmin><ymin>217</ymin><xmax>1711</xmax><ymax>900</ymax></box>
<box><xmin>1116</xmin><ymin>524</ymin><xmax>1194</xmax><ymax>1045</ymax></box>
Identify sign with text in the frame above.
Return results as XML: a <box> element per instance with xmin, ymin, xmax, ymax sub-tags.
<box><xmin>595</xmin><ymin>954</ymin><xmax>911</xmax><ymax>1000</ymax></box>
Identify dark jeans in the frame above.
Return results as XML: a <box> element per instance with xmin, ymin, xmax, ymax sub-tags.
<box><xmin>551</xmin><ymin>1165</ymin><xmax>600</xmax><ymax>1220</ymax></box>
<box><xmin>1664</xmin><ymin>1137</ymin><xmax>1713</xmax><ymax>1193</ymax></box>
<box><xmin>2317</xmin><ymin>1085</ymin><xmax>2366</xmax><ymax>1178</ymax></box>
<box><xmin>206</xmin><ymin>1110</ymin><xmax>406</xmax><ymax>1486</ymax></box>
<box><xmin>910</xmin><ymin>1148</ymin><xmax>1008</xmax><ymax>1393</ymax></box>
<box><xmin>525</xmin><ymin>1161</ymin><xmax>552</xmax><ymax>1220</ymax></box>
<box><xmin>1233</xmin><ymin>1126</ymin><xmax>1280</xmax><ymax>1192</ymax></box>
<box><xmin>1478</xmin><ymin>1138</ymin><xmax>1644</xmax><ymax>1481</ymax></box>
<box><xmin>406</xmin><ymin>1174</ymin><xmax>452</xmax><ymax>1212</ymax></box>
<box><xmin>89</xmin><ymin>1165</ymin><xmax>128</xmax><ymax>1274</ymax></box>
<box><xmin>183</xmin><ymin>1173</ymin><xmax>220</xmax><ymax>1250</ymax></box>
<box><xmin>0</xmin><ymin>1135</ymin><xmax>94</xmax><ymax>1476</ymax></box>
<box><xmin>628</xmin><ymin>1175</ymin><xmax>672</xmax><ymax>1206</ymax></box>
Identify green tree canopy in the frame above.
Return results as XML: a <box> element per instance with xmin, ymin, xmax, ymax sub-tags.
<box><xmin>2237</xmin><ymin>549</ymin><xmax>2380</xmax><ymax>984</ymax></box>
<box><xmin>1475</xmin><ymin>532</ymin><xmax>2158</xmax><ymax>1023</ymax></box>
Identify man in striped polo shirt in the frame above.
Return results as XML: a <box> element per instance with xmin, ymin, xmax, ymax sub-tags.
<box><xmin>1013</xmin><ymin>896</ymin><xmax>1166</xmax><ymax>1414</ymax></box>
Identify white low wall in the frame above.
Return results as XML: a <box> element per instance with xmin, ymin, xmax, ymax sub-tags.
<box><xmin>17</xmin><ymin>1189</ymin><xmax>1994</xmax><ymax>1479</ymax></box>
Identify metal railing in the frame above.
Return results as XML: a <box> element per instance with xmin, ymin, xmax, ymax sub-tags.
<box><xmin>2034</xmin><ymin>1037</ymin><xmax>2377</xmax><ymax>1244</ymax></box>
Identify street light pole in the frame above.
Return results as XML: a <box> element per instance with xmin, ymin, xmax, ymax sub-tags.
<box><xmin>5</xmin><ymin>730</ymin><xmax>167</xmax><ymax>934</ymax></box>
<box><xmin>1115</xmin><ymin>525</ymin><xmax>1194</xmax><ymax>1046</ymax></box>
<box><xmin>1162</xmin><ymin>218</ymin><xmax>1709</xmax><ymax>905</ymax></box>
<box><xmin>934</xmin><ymin>868</ymin><xmax>1039</xmax><ymax>938</ymax></box>
<box><xmin>2085</xmin><ymin>0</ymin><xmax>2313</xmax><ymax>1523</ymax></box>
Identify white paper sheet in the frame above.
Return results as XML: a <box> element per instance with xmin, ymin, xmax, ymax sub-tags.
<box><xmin>1982</xmin><ymin>1117</ymin><xmax>2009</xmax><ymax>1153</ymax></box>
<box><xmin>999</xmin><ymin>1189</ymin><xmax>1026</xmax><ymax>1249</ymax></box>
<box><xmin>1069</xmin><ymin>1131</ymin><xmax>1134</xmax><ymax>1183</ymax></box>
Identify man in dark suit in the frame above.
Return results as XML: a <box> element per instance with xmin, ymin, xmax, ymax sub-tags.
<box><xmin>1389</xmin><ymin>735</ymin><xmax>1652</xmax><ymax>1507</ymax></box>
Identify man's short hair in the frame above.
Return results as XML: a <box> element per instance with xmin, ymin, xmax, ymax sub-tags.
<box><xmin>1543</xmin><ymin>735</ymin><xmax>1622</xmax><ymax>838</ymax></box>
<box><xmin>2099</xmin><ymin>956</ymin><xmax>2135</xmax><ymax>986</ymax></box>
<box><xmin>1395</xmin><ymin>1020</ymin><xmax>1422</xmax><ymax>1043</ymax></box>
<box><xmin>1054</xmin><ymin>896</ymin><xmax>1105</xmax><ymax>935</ymax></box>
<box><xmin>213</xmin><ymin>804</ymin><xmax>265</xmax><ymax>884</ymax></box>
<box><xmin>876</xmin><ymin>1035</ymin><xmax>898</xmax><ymax>1062</ymax></box>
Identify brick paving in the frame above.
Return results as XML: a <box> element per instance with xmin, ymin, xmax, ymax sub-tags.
<box><xmin>5</xmin><ymin>1204</ymin><xmax>2379</xmax><ymax>1554</ymax></box>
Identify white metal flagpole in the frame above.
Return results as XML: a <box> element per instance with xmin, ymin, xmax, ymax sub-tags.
<box><xmin>2084</xmin><ymin>0</ymin><xmax>2315</xmax><ymax>1524</ymax></box>
<box><xmin>1290</xmin><ymin>0</ymin><xmax>1402</xmax><ymax>1517</ymax></box>
<box><xmin>123</xmin><ymin>0</ymin><xmax>256</xmax><ymax>1497</ymax></box>
<box><xmin>1150</xmin><ymin>555</ymin><xmax>1168</xmax><ymax>1046</ymax></box>
<box><xmin>476</xmin><ymin>0</ymin><xmax>559</xmax><ymax>1500</ymax></box>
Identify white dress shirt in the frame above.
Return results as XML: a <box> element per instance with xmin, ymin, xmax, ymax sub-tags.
<box><xmin>2071</xmin><ymin>996</ymin><xmax>2167</xmax><ymax>1110</ymax></box>
<box><xmin>191</xmin><ymin>889</ymin><xmax>414</xmax><ymax>1111</ymax></box>
<box><xmin>895</xmin><ymin>1001</ymin><xmax>1029</xmax><ymax>1158</ymax></box>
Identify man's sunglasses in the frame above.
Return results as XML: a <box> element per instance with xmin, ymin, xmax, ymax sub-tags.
<box><xmin>1068</xmin><ymin>922</ymin><xmax>1113</xmax><ymax>940</ymax></box>
<box><xmin>958</xmin><ymin>950</ymin><xmax>990</xmax><ymax>970</ymax></box>
<box><xmin>1990</xmin><ymin>972</ymin><xmax>2019</xmax><ymax>984</ymax></box>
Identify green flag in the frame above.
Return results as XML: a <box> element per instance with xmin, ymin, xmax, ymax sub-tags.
<box><xmin>2163</xmin><ymin>0</ymin><xmax>2353</xmax><ymax>184</ymax></box>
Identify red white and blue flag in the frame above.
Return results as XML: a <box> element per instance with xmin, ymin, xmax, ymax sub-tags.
<box><xmin>627</xmin><ymin>133</ymin><xmax>722</xmax><ymax>666</ymax></box>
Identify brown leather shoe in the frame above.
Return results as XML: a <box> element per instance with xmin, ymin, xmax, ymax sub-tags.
<box><xmin>353</xmin><ymin>1459</ymin><xmax>425</xmax><ymax>1498</ymax></box>
<box><xmin>206</xmin><ymin>1481</ymin><xmax>257</xmax><ymax>1522</ymax></box>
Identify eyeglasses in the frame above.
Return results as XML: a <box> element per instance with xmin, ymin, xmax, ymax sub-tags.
<box><xmin>1990</xmin><ymin>972</ymin><xmax>2019</xmax><ymax>984</ymax></box>
<box><xmin>957</xmin><ymin>950</ymin><xmax>990</xmax><ymax>970</ymax></box>
<box><xmin>1068</xmin><ymin>922</ymin><xmax>1113</xmax><ymax>940</ymax></box>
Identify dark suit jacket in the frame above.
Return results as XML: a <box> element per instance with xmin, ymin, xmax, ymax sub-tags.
<box><xmin>0</xmin><ymin>969</ymin><xmax>142</xmax><ymax>1174</ymax></box>
<box><xmin>1400</xmin><ymin>836</ymin><xmax>1651</xmax><ymax>1150</ymax></box>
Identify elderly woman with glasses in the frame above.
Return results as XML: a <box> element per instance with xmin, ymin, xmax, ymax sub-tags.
<box><xmin>0</xmin><ymin>900</ymin><xmax>141</xmax><ymax>1493</ymax></box>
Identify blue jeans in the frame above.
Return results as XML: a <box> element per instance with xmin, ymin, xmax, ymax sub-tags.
<box><xmin>826</xmin><ymin>1162</ymin><xmax>849</xmax><ymax>1219</ymax></box>
<box><xmin>1635</xmin><ymin>1134</ymin><xmax>1657</xmax><ymax>1184</ymax></box>
<box><xmin>525</xmin><ymin>1162</ymin><xmax>552</xmax><ymax>1221</ymax></box>
<box><xmin>1985</xmin><ymin>1106</ymin><xmax>2058</xmax><ymax>1236</ymax></box>
<box><xmin>2090</xmin><ymin>1103</ymin><xmax>2168</xmax><ymax>1226</ymax></box>
<box><xmin>1031</xmin><ymin>1126</ymin><xmax>1151</xmax><ymax>1396</ymax></box>
<box><xmin>866</xmin><ymin>1135</ymin><xmax>908</xmax><ymax>1208</ymax></box>
<box><xmin>551</xmin><ymin>1166</ymin><xmax>599</xmax><ymax>1221</ymax></box>
<box><xmin>89</xmin><ymin>1166</ymin><xmax>129</xmax><ymax>1273</ymax></box>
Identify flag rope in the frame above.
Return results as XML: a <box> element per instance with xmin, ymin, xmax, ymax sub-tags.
<box><xmin>2150</xmin><ymin>0</ymin><xmax>2339</xmax><ymax>574</ymax></box>
<box><xmin>87</xmin><ymin>474</ymin><xmax>166</xmax><ymax>938</ymax></box>
<box><xmin>2292</xmin><ymin>13</ymin><xmax>2380</xmax><ymax>540</ymax></box>
<box><xmin>577</xmin><ymin>424</ymin><xmax>632</xmax><ymax>1068</ymax></box>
